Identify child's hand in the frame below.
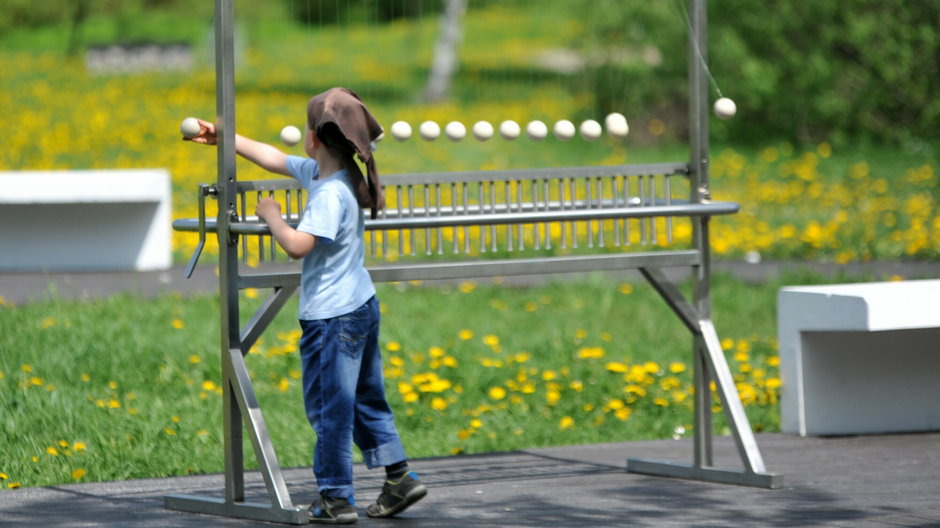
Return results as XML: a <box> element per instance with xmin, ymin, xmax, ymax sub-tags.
<box><xmin>255</xmin><ymin>197</ymin><xmax>282</xmax><ymax>222</ymax></box>
<box><xmin>186</xmin><ymin>118</ymin><xmax>218</xmax><ymax>145</ymax></box>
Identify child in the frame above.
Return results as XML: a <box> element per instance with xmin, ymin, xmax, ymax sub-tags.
<box><xmin>187</xmin><ymin>87</ymin><xmax>426</xmax><ymax>524</ymax></box>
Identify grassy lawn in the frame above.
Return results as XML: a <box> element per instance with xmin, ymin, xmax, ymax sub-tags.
<box><xmin>1</xmin><ymin>269</ymin><xmax>854</xmax><ymax>489</ymax></box>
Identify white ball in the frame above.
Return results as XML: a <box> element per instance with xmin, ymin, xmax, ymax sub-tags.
<box><xmin>444</xmin><ymin>121</ymin><xmax>467</xmax><ymax>141</ymax></box>
<box><xmin>714</xmin><ymin>97</ymin><xmax>737</xmax><ymax>120</ymax></box>
<box><xmin>472</xmin><ymin>121</ymin><xmax>494</xmax><ymax>141</ymax></box>
<box><xmin>499</xmin><ymin>120</ymin><xmax>521</xmax><ymax>140</ymax></box>
<box><xmin>180</xmin><ymin>117</ymin><xmax>200</xmax><ymax>139</ymax></box>
<box><xmin>553</xmin><ymin>120</ymin><xmax>576</xmax><ymax>141</ymax></box>
<box><xmin>580</xmin><ymin>119</ymin><xmax>602</xmax><ymax>141</ymax></box>
<box><xmin>280</xmin><ymin>125</ymin><xmax>302</xmax><ymax>147</ymax></box>
<box><xmin>604</xmin><ymin>112</ymin><xmax>629</xmax><ymax>138</ymax></box>
<box><xmin>390</xmin><ymin>121</ymin><xmax>412</xmax><ymax>141</ymax></box>
<box><xmin>419</xmin><ymin>121</ymin><xmax>441</xmax><ymax>141</ymax></box>
<box><xmin>526</xmin><ymin>120</ymin><xmax>548</xmax><ymax>141</ymax></box>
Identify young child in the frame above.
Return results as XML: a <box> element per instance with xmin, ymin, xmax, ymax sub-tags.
<box><xmin>187</xmin><ymin>87</ymin><xmax>426</xmax><ymax>524</ymax></box>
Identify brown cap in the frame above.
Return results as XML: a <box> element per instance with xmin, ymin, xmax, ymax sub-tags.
<box><xmin>307</xmin><ymin>87</ymin><xmax>384</xmax><ymax>218</ymax></box>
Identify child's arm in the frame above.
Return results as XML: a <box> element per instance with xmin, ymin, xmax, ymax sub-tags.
<box><xmin>256</xmin><ymin>198</ymin><xmax>316</xmax><ymax>259</ymax></box>
<box><xmin>188</xmin><ymin>118</ymin><xmax>291</xmax><ymax>176</ymax></box>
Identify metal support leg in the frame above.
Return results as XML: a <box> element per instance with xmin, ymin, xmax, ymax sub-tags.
<box><xmin>628</xmin><ymin>267</ymin><xmax>782</xmax><ymax>489</ymax></box>
<box><xmin>164</xmin><ymin>345</ymin><xmax>308</xmax><ymax>524</ymax></box>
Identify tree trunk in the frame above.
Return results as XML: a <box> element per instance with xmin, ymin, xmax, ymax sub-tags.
<box><xmin>424</xmin><ymin>0</ymin><xmax>466</xmax><ymax>103</ymax></box>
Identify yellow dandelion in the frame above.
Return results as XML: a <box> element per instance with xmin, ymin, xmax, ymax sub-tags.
<box><xmin>488</xmin><ymin>386</ymin><xmax>507</xmax><ymax>400</ymax></box>
<box><xmin>577</xmin><ymin>346</ymin><xmax>605</xmax><ymax>359</ymax></box>
<box><xmin>482</xmin><ymin>334</ymin><xmax>500</xmax><ymax>347</ymax></box>
<box><xmin>40</xmin><ymin>317</ymin><xmax>56</xmax><ymax>329</ymax></box>
<box><xmin>668</xmin><ymin>362</ymin><xmax>686</xmax><ymax>374</ymax></box>
<box><xmin>278</xmin><ymin>378</ymin><xmax>290</xmax><ymax>392</ymax></box>
<box><xmin>188</xmin><ymin>355</ymin><xmax>201</xmax><ymax>364</ymax></box>
<box><xmin>470</xmin><ymin>418</ymin><xmax>483</xmax><ymax>429</ymax></box>
<box><xmin>244</xmin><ymin>288</ymin><xmax>259</xmax><ymax>299</ymax></box>
<box><xmin>201</xmin><ymin>380</ymin><xmax>217</xmax><ymax>391</ymax></box>
<box><xmin>618</xmin><ymin>283</ymin><xmax>634</xmax><ymax>295</ymax></box>
<box><xmin>458</xmin><ymin>329</ymin><xmax>474</xmax><ymax>340</ymax></box>
<box><xmin>46</xmin><ymin>447</ymin><xmax>59</xmax><ymax>456</ymax></box>
<box><xmin>164</xmin><ymin>428</ymin><xmax>176</xmax><ymax>436</ymax></box>
<box><xmin>71</xmin><ymin>468</ymin><xmax>86</xmax><ymax>480</ymax></box>
<box><xmin>559</xmin><ymin>416</ymin><xmax>575</xmax><ymax>430</ymax></box>
<box><xmin>545</xmin><ymin>389</ymin><xmax>561</xmax><ymax>406</ymax></box>
<box><xmin>615</xmin><ymin>407</ymin><xmax>632</xmax><ymax>421</ymax></box>
<box><xmin>73</xmin><ymin>442</ymin><xmax>86</xmax><ymax>451</ymax></box>
<box><xmin>523</xmin><ymin>301</ymin><xmax>538</xmax><ymax>312</ymax></box>
<box><xmin>458</xmin><ymin>281</ymin><xmax>477</xmax><ymax>293</ymax></box>
<box><xmin>403</xmin><ymin>392</ymin><xmax>419</xmax><ymax>403</ymax></box>
<box><xmin>605</xmin><ymin>361</ymin><xmax>628</xmax><ymax>373</ymax></box>
<box><xmin>171</xmin><ymin>318</ymin><xmax>185</xmax><ymax>329</ymax></box>
<box><xmin>386</xmin><ymin>341</ymin><xmax>402</xmax><ymax>352</ymax></box>
<box><xmin>431</xmin><ymin>397</ymin><xmax>448</xmax><ymax>411</ymax></box>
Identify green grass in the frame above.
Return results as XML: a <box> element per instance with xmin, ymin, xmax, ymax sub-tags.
<box><xmin>0</xmin><ymin>269</ymin><xmax>892</xmax><ymax>489</ymax></box>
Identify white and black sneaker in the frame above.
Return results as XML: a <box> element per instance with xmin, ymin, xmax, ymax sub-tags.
<box><xmin>309</xmin><ymin>495</ymin><xmax>358</xmax><ymax>524</ymax></box>
<box><xmin>365</xmin><ymin>472</ymin><xmax>427</xmax><ymax>518</ymax></box>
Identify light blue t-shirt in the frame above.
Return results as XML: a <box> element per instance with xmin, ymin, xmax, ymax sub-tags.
<box><xmin>286</xmin><ymin>155</ymin><xmax>375</xmax><ymax>320</ymax></box>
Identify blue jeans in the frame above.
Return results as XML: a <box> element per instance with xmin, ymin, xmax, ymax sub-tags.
<box><xmin>299</xmin><ymin>296</ymin><xmax>406</xmax><ymax>502</ymax></box>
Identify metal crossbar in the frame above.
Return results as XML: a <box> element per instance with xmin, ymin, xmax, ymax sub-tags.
<box><xmin>165</xmin><ymin>0</ymin><xmax>781</xmax><ymax>525</ymax></box>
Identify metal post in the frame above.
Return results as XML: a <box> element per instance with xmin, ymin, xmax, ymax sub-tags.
<box><xmin>688</xmin><ymin>0</ymin><xmax>713</xmax><ymax>469</ymax></box>
<box><xmin>164</xmin><ymin>0</ymin><xmax>307</xmax><ymax>521</ymax></box>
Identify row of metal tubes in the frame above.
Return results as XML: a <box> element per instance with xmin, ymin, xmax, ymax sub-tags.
<box><xmin>233</xmin><ymin>176</ymin><xmax>677</xmax><ymax>261</ymax></box>
<box><xmin>368</xmin><ymin>175</ymin><xmax>675</xmax><ymax>257</ymax></box>
<box><xmin>361</xmin><ymin>216</ymin><xmax>680</xmax><ymax>258</ymax></box>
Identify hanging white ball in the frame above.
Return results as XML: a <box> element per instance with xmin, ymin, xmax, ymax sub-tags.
<box><xmin>553</xmin><ymin>120</ymin><xmax>576</xmax><ymax>141</ymax></box>
<box><xmin>604</xmin><ymin>112</ymin><xmax>629</xmax><ymax>138</ymax></box>
<box><xmin>580</xmin><ymin>119</ymin><xmax>602</xmax><ymax>141</ymax></box>
<box><xmin>472</xmin><ymin>121</ymin><xmax>494</xmax><ymax>141</ymax></box>
<box><xmin>390</xmin><ymin>121</ymin><xmax>412</xmax><ymax>141</ymax></box>
<box><xmin>180</xmin><ymin>117</ymin><xmax>200</xmax><ymax>139</ymax></box>
<box><xmin>499</xmin><ymin>120</ymin><xmax>521</xmax><ymax>140</ymax></box>
<box><xmin>526</xmin><ymin>120</ymin><xmax>548</xmax><ymax>141</ymax></box>
<box><xmin>280</xmin><ymin>125</ymin><xmax>302</xmax><ymax>147</ymax></box>
<box><xmin>714</xmin><ymin>97</ymin><xmax>737</xmax><ymax>120</ymax></box>
<box><xmin>444</xmin><ymin>121</ymin><xmax>467</xmax><ymax>141</ymax></box>
<box><xmin>419</xmin><ymin>120</ymin><xmax>441</xmax><ymax>141</ymax></box>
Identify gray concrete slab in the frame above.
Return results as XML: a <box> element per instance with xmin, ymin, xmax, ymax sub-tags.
<box><xmin>2</xmin><ymin>432</ymin><xmax>938</xmax><ymax>527</ymax></box>
<box><xmin>4</xmin><ymin>260</ymin><xmax>940</xmax><ymax>306</ymax></box>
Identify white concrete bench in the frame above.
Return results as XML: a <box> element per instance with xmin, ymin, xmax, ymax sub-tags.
<box><xmin>0</xmin><ymin>169</ymin><xmax>172</xmax><ymax>272</ymax></box>
<box><xmin>778</xmin><ymin>279</ymin><xmax>940</xmax><ymax>436</ymax></box>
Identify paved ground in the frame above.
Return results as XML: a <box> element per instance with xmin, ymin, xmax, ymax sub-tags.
<box><xmin>2</xmin><ymin>432</ymin><xmax>939</xmax><ymax>527</ymax></box>
<box><xmin>4</xmin><ymin>260</ymin><xmax>940</xmax><ymax>305</ymax></box>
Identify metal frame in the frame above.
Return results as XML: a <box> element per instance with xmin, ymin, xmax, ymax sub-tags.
<box><xmin>166</xmin><ymin>0</ymin><xmax>780</xmax><ymax>524</ymax></box>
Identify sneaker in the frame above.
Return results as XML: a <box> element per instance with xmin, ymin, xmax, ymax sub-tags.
<box><xmin>308</xmin><ymin>495</ymin><xmax>358</xmax><ymax>524</ymax></box>
<box><xmin>365</xmin><ymin>472</ymin><xmax>427</xmax><ymax>519</ymax></box>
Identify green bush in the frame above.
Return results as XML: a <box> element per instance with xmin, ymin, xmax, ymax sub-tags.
<box><xmin>283</xmin><ymin>0</ymin><xmax>443</xmax><ymax>25</ymax></box>
<box><xmin>570</xmin><ymin>0</ymin><xmax>939</xmax><ymax>147</ymax></box>
<box><xmin>711</xmin><ymin>0</ymin><xmax>939</xmax><ymax>147</ymax></box>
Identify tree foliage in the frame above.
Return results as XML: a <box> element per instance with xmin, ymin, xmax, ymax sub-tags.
<box><xmin>574</xmin><ymin>0</ymin><xmax>939</xmax><ymax>146</ymax></box>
